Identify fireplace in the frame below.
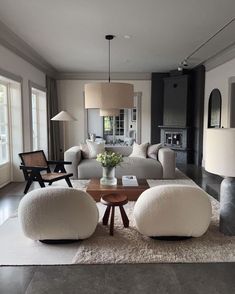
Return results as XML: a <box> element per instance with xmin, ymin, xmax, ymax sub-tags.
<box><xmin>165</xmin><ymin>131</ymin><xmax>183</xmax><ymax>148</ymax></box>
<box><xmin>159</xmin><ymin>126</ymin><xmax>192</xmax><ymax>164</ymax></box>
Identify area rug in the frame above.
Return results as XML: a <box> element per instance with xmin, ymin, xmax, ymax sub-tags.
<box><xmin>1</xmin><ymin>171</ymin><xmax>235</xmax><ymax>265</ymax></box>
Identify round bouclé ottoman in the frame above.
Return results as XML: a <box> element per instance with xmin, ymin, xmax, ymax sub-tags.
<box><xmin>133</xmin><ymin>185</ymin><xmax>212</xmax><ymax>238</ymax></box>
<box><xmin>18</xmin><ymin>187</ymin><xmax>99</xmax><ymax>241</ymax></box>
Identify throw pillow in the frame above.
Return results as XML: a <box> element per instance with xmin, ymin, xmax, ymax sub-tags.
<box><xmin>80</xmin><ymin>143</ymin><xmax>90</xmax><ymax>159</ymax></box>
<box><xmin>86</xmin><ymin>140</ymin><xmax>105</xmax><ymax>159</ymax></box>
<box><xmin>129</xmin><ymin>142</ymin><xmax>149</xmax><ymax>159</ymax></box>
<box><xmin>147</xmin><ymin>143</ymin><xmax>163</xmax><ymax>160</ymax></box>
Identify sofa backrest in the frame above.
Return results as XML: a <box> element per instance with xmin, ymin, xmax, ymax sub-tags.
<box><xmin>105</xmin><ymin>146</ymin><xmax>132</xmax><ymax>157</ymax></box>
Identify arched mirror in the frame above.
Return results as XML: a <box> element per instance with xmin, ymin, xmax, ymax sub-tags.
<box><xmin>208</xmin><ymin>88</ymin><xmax>222</xmax><ymax>128</ymax></box>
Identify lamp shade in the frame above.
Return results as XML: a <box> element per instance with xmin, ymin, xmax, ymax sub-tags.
<box><xmin>205</xmin><ymin>128</ymin><xmax>235</xmax><ymax>177</ymax></box>
<box><xmin>85</xmin><ymin>82</ymin><xmax>134</xmax><ymax>109</ymax></box>
<box><xmin>100</xmin><ymin>109</ymin><xmax>120</xmax><ymax>116</ymax></box>
<box><xmin>51</xmin><ymin>111</ymin><xmax>76</xmax><ymax>121</ymax></box>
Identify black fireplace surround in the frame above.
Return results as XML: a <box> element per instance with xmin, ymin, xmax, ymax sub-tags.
<box><xmin>151</xmin><ymin>66</ymin><xmax>205</xmax><ymax>165</ymax></box>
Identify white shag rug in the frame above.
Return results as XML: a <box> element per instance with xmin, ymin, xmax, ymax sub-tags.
<box><xmin>1</xmin><ymin>170</ymin><xmax>235</xmax><ymax>265</ymax></box>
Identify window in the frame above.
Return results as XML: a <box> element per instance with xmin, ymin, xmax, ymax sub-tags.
<box><xmin>32</xmin><ymin>92</ymin><xmax>38</xmax><ymax>150</ymax></box>
<box><xmin>0</xmin><ymin>83</ymin><xmax>9</xmax><ymax>165</ymax></box>
<box><xmin>0</xmin><ymin>77</ymin><xmax>22</xmax><ymax>187</ymax></box>
<box><xmin>31</xmin><ymin>87</ymin><xmax>48</xmax><ymax>154</ymax></box>
<box><xmin>131</xmin><ymin>108</ymin><xmax>137</xmax><ymax>122</ymax></box>
<box><xmin>103</xmin><ymin>109</ymin><xmax>125</xmax><ymax>137</ymax></box>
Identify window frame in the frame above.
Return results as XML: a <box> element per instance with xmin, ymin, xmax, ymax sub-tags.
<box><xmin>29</xmin><ymin>81</ymin><xmax>48</xmax><ymax>153</ymax></box>
<box><xmin>0</xmin><ymin>69</ymin><xmax>24</xmax><ymax>186</ymax></box>
<box><xmin>31</xmin><ymin>91</ymin><xmax>40</xmax><ymax>150</ymax></box>
<box><xmin>103</xmin><ymin>109</ymin><xmax>125</xmax><ymax>138</ymax></box>
<box><xmin>0</xmin><ymin>80</ymin><xmax>11</xmax><ymax>166</ymax></box>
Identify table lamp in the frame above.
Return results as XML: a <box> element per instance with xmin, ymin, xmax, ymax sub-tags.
<box><xmin>51</xmin><ymin>111</ymin><xmax>76</xmax><ymax>152</ymax></box>
<box><xmin>205</xmin><ymin>128</ymin><xmax>235</xmax><ymax>235</ymax></box>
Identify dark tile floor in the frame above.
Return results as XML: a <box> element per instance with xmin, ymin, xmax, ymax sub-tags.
<box><xmin>177</xmin><ymin>164</ymin><xmax>223</xmax><ymax>201</ymax></box>
<box><xmin>0</xmin><ymin>165</ymin><xmax>234</xmax><ymax>294</ymax></box>
<box><xmin>1</xmin><ymin>263</ymin><xmax>235</xmax><ymax>294</ymax></box>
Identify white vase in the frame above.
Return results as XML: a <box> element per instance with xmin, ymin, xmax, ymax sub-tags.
<box><xmin>100</xmin><ymin>167</ymin><xmax>117</xmax><ymax>186</ymax></box>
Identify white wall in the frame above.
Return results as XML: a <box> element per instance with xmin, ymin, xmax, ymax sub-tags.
<box><xmin>203</xmin><ymin>57</ymin><xmax>235</xmax><ymax>165</ymax></box>
<box><xmin>87</xmin><ymin>109</ymin><xmax>103</xmax><ymax>138</ymax></box>
<box><xmin>57</xmin><ymin>80</ymin><xmax>151</xmax><ymax>149</ymax></box>
<box><xmin>0</xmin><ymin>44</ymin><xmax>46</xmax><ymax>151</ymax></box>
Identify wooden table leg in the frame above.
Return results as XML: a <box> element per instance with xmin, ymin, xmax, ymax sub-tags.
<box><xmin>103</xmin><ymin>205</ymin><xmax>111</xmax><ymax>225</ymax></box>
<box><xmin>119</xmin><ymin>205</ymin><xmax>129</xmax><ymax>228</ymax></box>
<box><xmin>110</xmin><ymin>206</ymin><xmax>115</xmax><ymax>236</ymax></box>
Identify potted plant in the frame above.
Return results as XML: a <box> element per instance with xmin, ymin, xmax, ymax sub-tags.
<box><xmin>96</xmin><ymin>151</ymin><xmax>123</xmax><ymax>186</ymax></box>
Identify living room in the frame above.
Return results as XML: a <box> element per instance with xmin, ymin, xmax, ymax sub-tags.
<box><xmin>0</xmin><ymin>0</ymin><xmax>235</xmax><ymax>293</ymax></box>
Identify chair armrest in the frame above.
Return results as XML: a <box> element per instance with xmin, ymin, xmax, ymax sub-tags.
<box><xmin>20</xmin><ymin>165</ymin><xmax>48</xmax><ymax>172</ymax></box>
<box><xmin>64</xmin><ymin>146</ymin><xmax>82</xmax><ymax>179</ymax></box>
<box><xmin>158</xmin><ymin>148</ymin><xmax>176</xmax><ymax>179</ymax></box>
<box><xmin>47</xmin><ymin>160</ymin><xmax>72</xmax><ymax>165</ymax></box>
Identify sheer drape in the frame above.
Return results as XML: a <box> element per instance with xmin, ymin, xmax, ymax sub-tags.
<box><xmin>46</xmin><ymin>76</ymin><xmax>61</xmax><ymax>160</ymax></box>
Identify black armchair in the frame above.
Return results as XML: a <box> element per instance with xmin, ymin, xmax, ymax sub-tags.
<box><xmin>19</xmin><ymin>150</ymin><xmax>73</xmax><ymax>194</ymax></box>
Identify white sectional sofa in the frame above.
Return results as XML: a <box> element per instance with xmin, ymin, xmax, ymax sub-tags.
<box><xmin>64</xmin><ymin>146</ymin><xmax>176</xmax><ymax>180</ymax></box>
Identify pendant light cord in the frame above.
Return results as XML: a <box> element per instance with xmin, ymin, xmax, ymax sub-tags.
<box><xmin>108</xmin><ymin>38</ymin><xmax>111</xmax><ymax>82</ymax></box>
<box><xmin>105</xmin><ymin>35</ymin><xmax>114</xmax><ymax>82</ymax></box>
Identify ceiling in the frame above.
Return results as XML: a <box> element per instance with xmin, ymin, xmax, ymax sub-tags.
<box><xmin>0</xmin><ymin>0</ymin><xmax>235</xmax><ymax>73</ymax></box>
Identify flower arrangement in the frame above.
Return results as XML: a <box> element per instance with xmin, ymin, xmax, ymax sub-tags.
<box><xmin>96</xmin><ymin>151</ymin><xmax>123</xmax><ymax>168</ymax></box>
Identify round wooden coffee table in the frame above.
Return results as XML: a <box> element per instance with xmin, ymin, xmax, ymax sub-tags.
<box><xmin>101</xmin><ymin>193</ymin><xmax>129</xmax><ymax>236</ymax></box>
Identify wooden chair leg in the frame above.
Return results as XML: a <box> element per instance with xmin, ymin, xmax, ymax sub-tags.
<box><xmin>103</xmin><ymin>205</ymin><xmax>111</xmax><ymax>225</ymax></box>
<box><xmin>24</xmin><ymin>179</ymin><xmax>32</xmax><ymax>194</ymax></box>
<box><xmin>119</xmin><ymin>206</ymin><xmax>129</xmax><ymax>228</ymax></box>
<box><xmin>37</xmin><ymin>179</ymin><xmax>46</xmax><ymax>188</ymax></box>
<box><xmin>110</xmin><ymin>206</ymin><xmax>115</xmax><ymax>236</ymax></box>
<box><xmin>34</xmin><ymin>173</ymin><xmax>45</xmax><ymax>188</ymax></box>
<box><xmin>65</xmin><ymin>177</ymin><xmax>73</xmax><ymax>187</ymax></box>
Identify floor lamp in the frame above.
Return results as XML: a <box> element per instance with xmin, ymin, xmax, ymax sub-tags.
<box><xmin>205</xmin><ymin>128</ymin><xmax>235</xmax><ymax>235</ymax></box>
<box><xmin>51</xmin><ymin>111</ymin><xmax>76</xmax><ymax>152</ymax></box>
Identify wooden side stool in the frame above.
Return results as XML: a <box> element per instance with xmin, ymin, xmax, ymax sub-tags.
<box><xmin>101</xmin><ymin>193</ymin><xmax>129</xmax><ymax>236</ymax></box>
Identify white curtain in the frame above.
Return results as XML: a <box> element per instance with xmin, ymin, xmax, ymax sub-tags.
<box><xmin>9</xmin><ymin>81</ymin><xmax>23</xmax><ymax>182</ymax></box>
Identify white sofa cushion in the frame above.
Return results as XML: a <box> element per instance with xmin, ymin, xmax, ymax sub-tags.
<box><xmin>86</xmin><ymin>140</ymin><xmax>105</xmax><ymax>159</ymax></box>
<box><xmin>80</xmin><ymin>143</ymin><xmax>90</xmax><ymax>159</ymax></box>
<box><xmin>129</xmin><ymin>142</ymin><xmax>149</xmax><ymax>158</ymax></box>
<box><xmin>147</xmin><ymin>143</ymin><xmax>163</xmax><ymax>159</ymax></box>
<box><xmin>133</xmin><ymin>185</ymin><xmax>212</xmax><ymax>237</ymax></box>
<box><xmin>18</xmin><ymin>187</ymin><xmax>99</xmax><ymax>240</ymax></box>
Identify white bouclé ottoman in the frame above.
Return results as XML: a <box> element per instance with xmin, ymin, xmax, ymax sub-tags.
<box><xmin>19</xmin><ymin>187</ymin><xmax>99</xmax><ymax>241</ymax></box>
<box><xmin>133</xmin><ymin>185</ymin><xmax>212</xmax><ymax>237</ymax></box>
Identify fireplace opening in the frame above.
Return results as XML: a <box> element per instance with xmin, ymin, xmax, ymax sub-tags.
<box><xmin>165</xmin><ymin>132</ymin><xmax>183</xmax><ymax>148</ymax></box>
<box><xmin>159</xmin><ymin>126</ymin><xmax>192</xmax><ymax>164</ymax></box>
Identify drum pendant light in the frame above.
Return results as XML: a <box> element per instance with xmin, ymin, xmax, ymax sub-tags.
<box><xmin>84</xmin><ymin>35</ymin><xmax>134</xmax><ymax>113</ymax></box>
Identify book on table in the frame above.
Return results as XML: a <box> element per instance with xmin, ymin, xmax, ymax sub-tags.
<box><xmin>122</xmin><ymin>175</ymin><xmax>138</xmax><ymax>186</ymax></box>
